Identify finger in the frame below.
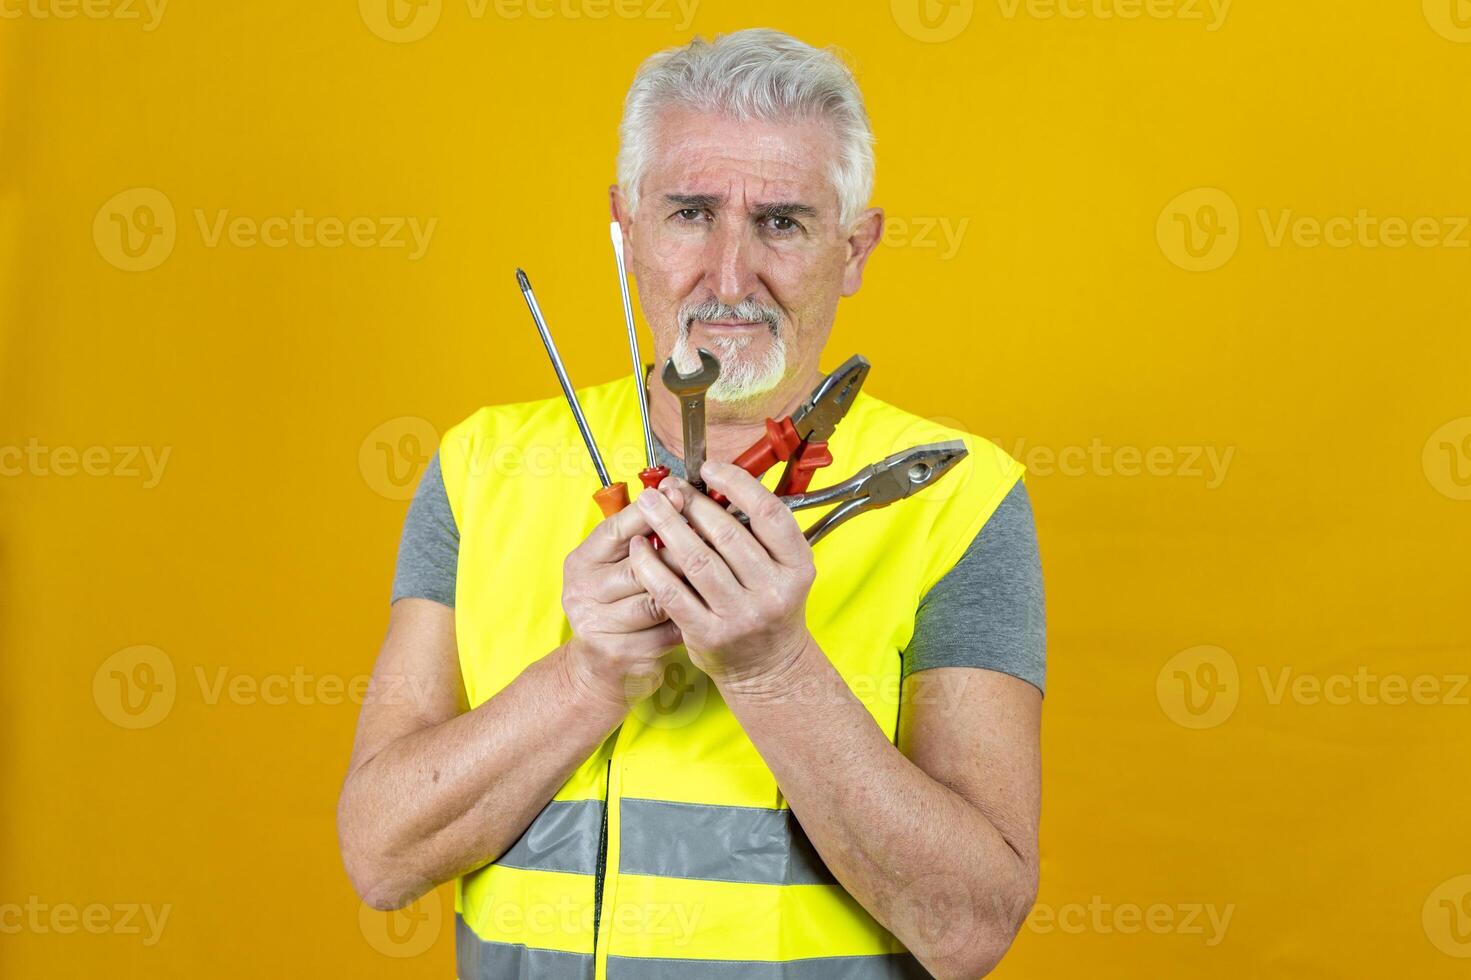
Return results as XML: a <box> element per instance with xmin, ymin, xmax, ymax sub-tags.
<box><xmin>590</xmin><ymin>557</ymin><xmax>647</xmax><ymax>603</ymax></box>
<box><xmin>595</xmin><ymin>590</ymin><xmax>670</xmax><ymax>633</ymax></box>
<box><xmin>626</xmin><ymin>618</ymin><xmax>683</xmax><ymax>655</ymax></box>
<box><xmin>628</xmin><ymin>534</ymin><xmax>711</xmax><ymax>629</ymax></box>
<box><xmin>660</xmin><ymin>475</ymin><xmax>772</xmax><ymax>590</ymax></box>
<box><xmin>573</xmin><ymin>486</ymin><xmax>685</xmax><ymax>566</ymax></box>
<box><xmin>701</xmin><ymin>461</ymin><xmax>810</xmax><ymax>568</ymax></box>
<box><xmin>635</xmin><ymin>483</ymin><xmax>742</xmax><ymax>603</ymax></box>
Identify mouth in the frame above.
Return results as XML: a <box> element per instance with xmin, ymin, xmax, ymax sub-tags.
<box><xmin>691</xmin><ymin>319</ymin><xmax>770</xmax><ymax>332</ymax></box>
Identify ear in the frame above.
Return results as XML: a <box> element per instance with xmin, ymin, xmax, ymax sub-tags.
<box><xmin>609</xmin><ymin>184</ymin><xmax>635</xmax><ymax>256</ymax></box>
<box><xmin>840</xmin><ymin>207</ymin><xmax>884</xmax><ymax>296</ymax></box>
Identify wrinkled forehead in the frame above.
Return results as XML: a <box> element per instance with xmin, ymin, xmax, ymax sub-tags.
<box><xmin>640</xmin><ymin>107</ymin><xmax>842</xmax><ymax>217</ymax></box>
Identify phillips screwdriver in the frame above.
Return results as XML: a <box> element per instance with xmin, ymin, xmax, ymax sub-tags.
<box><xmin>516</xmin><ymin>268</ymin><xmax>631</xmax><ymax>517</ymax></box>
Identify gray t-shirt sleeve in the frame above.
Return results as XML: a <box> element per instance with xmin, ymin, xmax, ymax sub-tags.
<box><xmin>390</xmin><ymin>451</ymin><xmax>459</xmax><ymax>607</ymax></box>
<box><xmin>900</xmin><ymin>480</ymin><xmax>1046</xmax><ymax>694</ymax></box>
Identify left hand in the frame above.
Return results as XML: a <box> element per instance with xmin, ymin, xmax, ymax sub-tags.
<box><xmin>627</xmin><ymin>460</ymin><xmax>816</xmax><ymax>687</ymax></box>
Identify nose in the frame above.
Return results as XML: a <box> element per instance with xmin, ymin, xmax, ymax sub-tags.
<box><xmin>702</xmin><ymin>217</ymin><xmax>761</xmax><ymax>308</ymax></box>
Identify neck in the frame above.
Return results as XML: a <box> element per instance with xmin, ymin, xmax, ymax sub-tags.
<box><xmin>646</xmin><ymin>363</ymin><xmax>824</xmax><ymax>468</ymax></box>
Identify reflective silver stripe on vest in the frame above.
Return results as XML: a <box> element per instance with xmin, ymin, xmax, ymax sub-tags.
<box><xmin>606</xmin><ymin>953</ymin><xmax>932</xmax><ymax>979</ymax></box>
<box><xmin>456</xmin><ymin>916</ymin><xmax>594</xmax><ymax>980</ymax></box>
<box><xmin>618</xmin><ymin>797</ymin><xmax>837</xmax><ymax>885</ymax></box>
<box><xmin>493</xmin><ymin>799</ymin><xmax>602</xmax><ymax>875</ymax></box>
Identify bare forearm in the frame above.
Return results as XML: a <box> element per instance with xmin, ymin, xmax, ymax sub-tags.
<box><xmin>338</xmin><ymin>644</ymin><xmax>625</xmax><ymax>909</ymax></box>
<box><xmin>717</xmin><ymin>638</ymin><xmax>1036</xmax><ymax>978</ymax></box>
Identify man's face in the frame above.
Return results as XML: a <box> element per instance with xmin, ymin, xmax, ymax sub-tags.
<box><xmin>617</xmin><ymin>107</ymin><xmax>880</xmax><ymax>412</ymax></box>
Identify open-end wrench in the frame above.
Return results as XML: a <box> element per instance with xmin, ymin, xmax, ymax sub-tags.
<box><xmin>660</xmin><ymin>350</ymin><xmax>721</xmax><ymax>494</ymax></box>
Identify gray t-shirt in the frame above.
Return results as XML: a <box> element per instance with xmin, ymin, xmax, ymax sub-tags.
<box><xmin>392</xmin><ymin>440</ymin><xmax>1046</xmax><ymax>693</ymax></box>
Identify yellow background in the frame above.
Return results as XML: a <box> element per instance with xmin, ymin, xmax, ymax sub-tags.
<box><xmin>3</xmin><ymin>0</ymin><xmax>1469</xmax><ymax>976</ymax></box>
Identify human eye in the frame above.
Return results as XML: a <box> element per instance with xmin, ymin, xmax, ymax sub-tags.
<box><xmin>761</xmin><ymin>214</ymin><xmax>804</xmax><ymax>237</ymax></box>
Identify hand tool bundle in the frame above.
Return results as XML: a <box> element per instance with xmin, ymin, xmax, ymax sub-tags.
<box><xmin>514</xmin><ymin>226</ymin><xmax>968</xmax><ymax>544</ymax></box>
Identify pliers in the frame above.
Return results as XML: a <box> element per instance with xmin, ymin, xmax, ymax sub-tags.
<box><xmin>735</xmin><ymin>440</ymin><xmax>970</xmax><ymax>545</ymax></box>
<box><xmin>709</xmin><ymin>353</ymin><xmax>870</xmax><ymax>505</ymax></box>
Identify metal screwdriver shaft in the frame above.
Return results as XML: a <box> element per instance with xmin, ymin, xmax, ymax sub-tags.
<box><xmin>610</xmin><ymin>222</ymin><xmax>662</xmax><ymax>475</ymax></box>
<box><xmin>516</xmin><ymin>268</ymin><xmax>629</xmax><ymax>516</ymax></box>
<box><xmin>609</xmin><ymin>223</ymin><xmax>669</xmax><ymax>548</ymax></box>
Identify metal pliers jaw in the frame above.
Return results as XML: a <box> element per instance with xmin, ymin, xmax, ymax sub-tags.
<box><xmin>734</xmin><ymin>440</ymin><xmax>970</xmax><ymax>545</ymax></box>
<box><xmin>791</xmin><ymin>354</ymin><xmax>870</xmax><ymax>444</ymax></box>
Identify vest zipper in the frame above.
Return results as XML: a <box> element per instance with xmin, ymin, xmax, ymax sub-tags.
<box><xmin>592</xmin><ymin>758</ymin><xmax>611</xmax><ymax>951</ymax></box>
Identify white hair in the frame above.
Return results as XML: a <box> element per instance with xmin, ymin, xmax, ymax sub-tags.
<box><xmin>616</xmin><ymin>28</ymin><xmax>876</xmax><ymax>230</ymax></box>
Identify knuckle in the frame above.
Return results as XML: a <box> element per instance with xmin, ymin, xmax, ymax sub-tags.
<box><xmin>754</xmin><ymin>495</ymin><xmax>788</xmax><ymax>524</ymax></box>
<box><xmin>682</xmin><ymin>548</ymin><xmax>713</xmax><ymax>577</ymax></box>
<box><xmin>711</xmin><ymin>521</ymin><xmax>746</xmax><ymax>551</ymax></box>
<box><xmin>596</xmin><ymin>518</ymin><xmax>622</xmax><ymax>548</ymax></box>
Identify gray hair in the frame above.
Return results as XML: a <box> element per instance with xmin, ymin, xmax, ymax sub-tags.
<box><xmin>616</xmin><ymin>29</ymin><xmax>876</xmax><ymax>230</ymax></box>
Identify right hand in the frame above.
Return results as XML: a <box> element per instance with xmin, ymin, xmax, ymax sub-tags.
<box><xmin>561</xmin><ymin>486</ymin><xmax>686</xmax><ymax>711</ymax></box>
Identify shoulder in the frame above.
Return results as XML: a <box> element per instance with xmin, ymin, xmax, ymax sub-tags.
<box><xmin>845</xmin><ymin>390</ymin><xmax>1027</xmax><ymax>585</ymax></box>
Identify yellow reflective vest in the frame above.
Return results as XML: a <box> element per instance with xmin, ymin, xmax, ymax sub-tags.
<box><xmin>439</xmin><ymin>374</ymin><xmax>1024</xmax><ymax>980</ymax></box>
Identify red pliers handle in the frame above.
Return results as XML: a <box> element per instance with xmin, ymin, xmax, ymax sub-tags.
<box><xmin>707</xmin><ymin>418</ymin><xmax>832</xmax><ymax>505</ymax></box>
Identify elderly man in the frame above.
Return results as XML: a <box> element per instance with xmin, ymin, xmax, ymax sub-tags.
<box><xmin>338</xmin><ymin>28</ymin><xmax>1044</xmax><ymax>980</ymax></box>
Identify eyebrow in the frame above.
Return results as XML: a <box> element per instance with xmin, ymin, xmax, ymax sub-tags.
<box><xmin>664</xmin><ymin>193</ymin><xmax>724</xmax><ymax>209</ymax></box>
<box><xmin>663</xmin><ymin>193</ymin><xmax>820</xmax><ymax>219</ymax></box>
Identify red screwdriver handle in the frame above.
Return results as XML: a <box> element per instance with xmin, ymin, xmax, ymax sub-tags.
<box><xmin>638</xmin><ymin>465</ymin><xmax>670</xmax><ymax>549</ymax></box>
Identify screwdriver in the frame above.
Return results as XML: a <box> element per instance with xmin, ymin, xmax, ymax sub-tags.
<box><xmin>610</xmin><ymin>221</ymin><xmax>670</xmax><ymax>494</ymax></box>
<box><xmin>609</xmin><ymin>223</ymin><xmax>670</xmax><ymax>549</ymax></box>
<box><xmin>516</xmin><ymin>268</ymin><xmax>631</xmax><ymax>517</ymax></box>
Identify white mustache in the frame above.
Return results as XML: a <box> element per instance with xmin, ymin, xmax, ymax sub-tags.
<box><xmin>678</xmin><ymin>298</ymin><xmax>782</xmax><ymax>335</ymax></box>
